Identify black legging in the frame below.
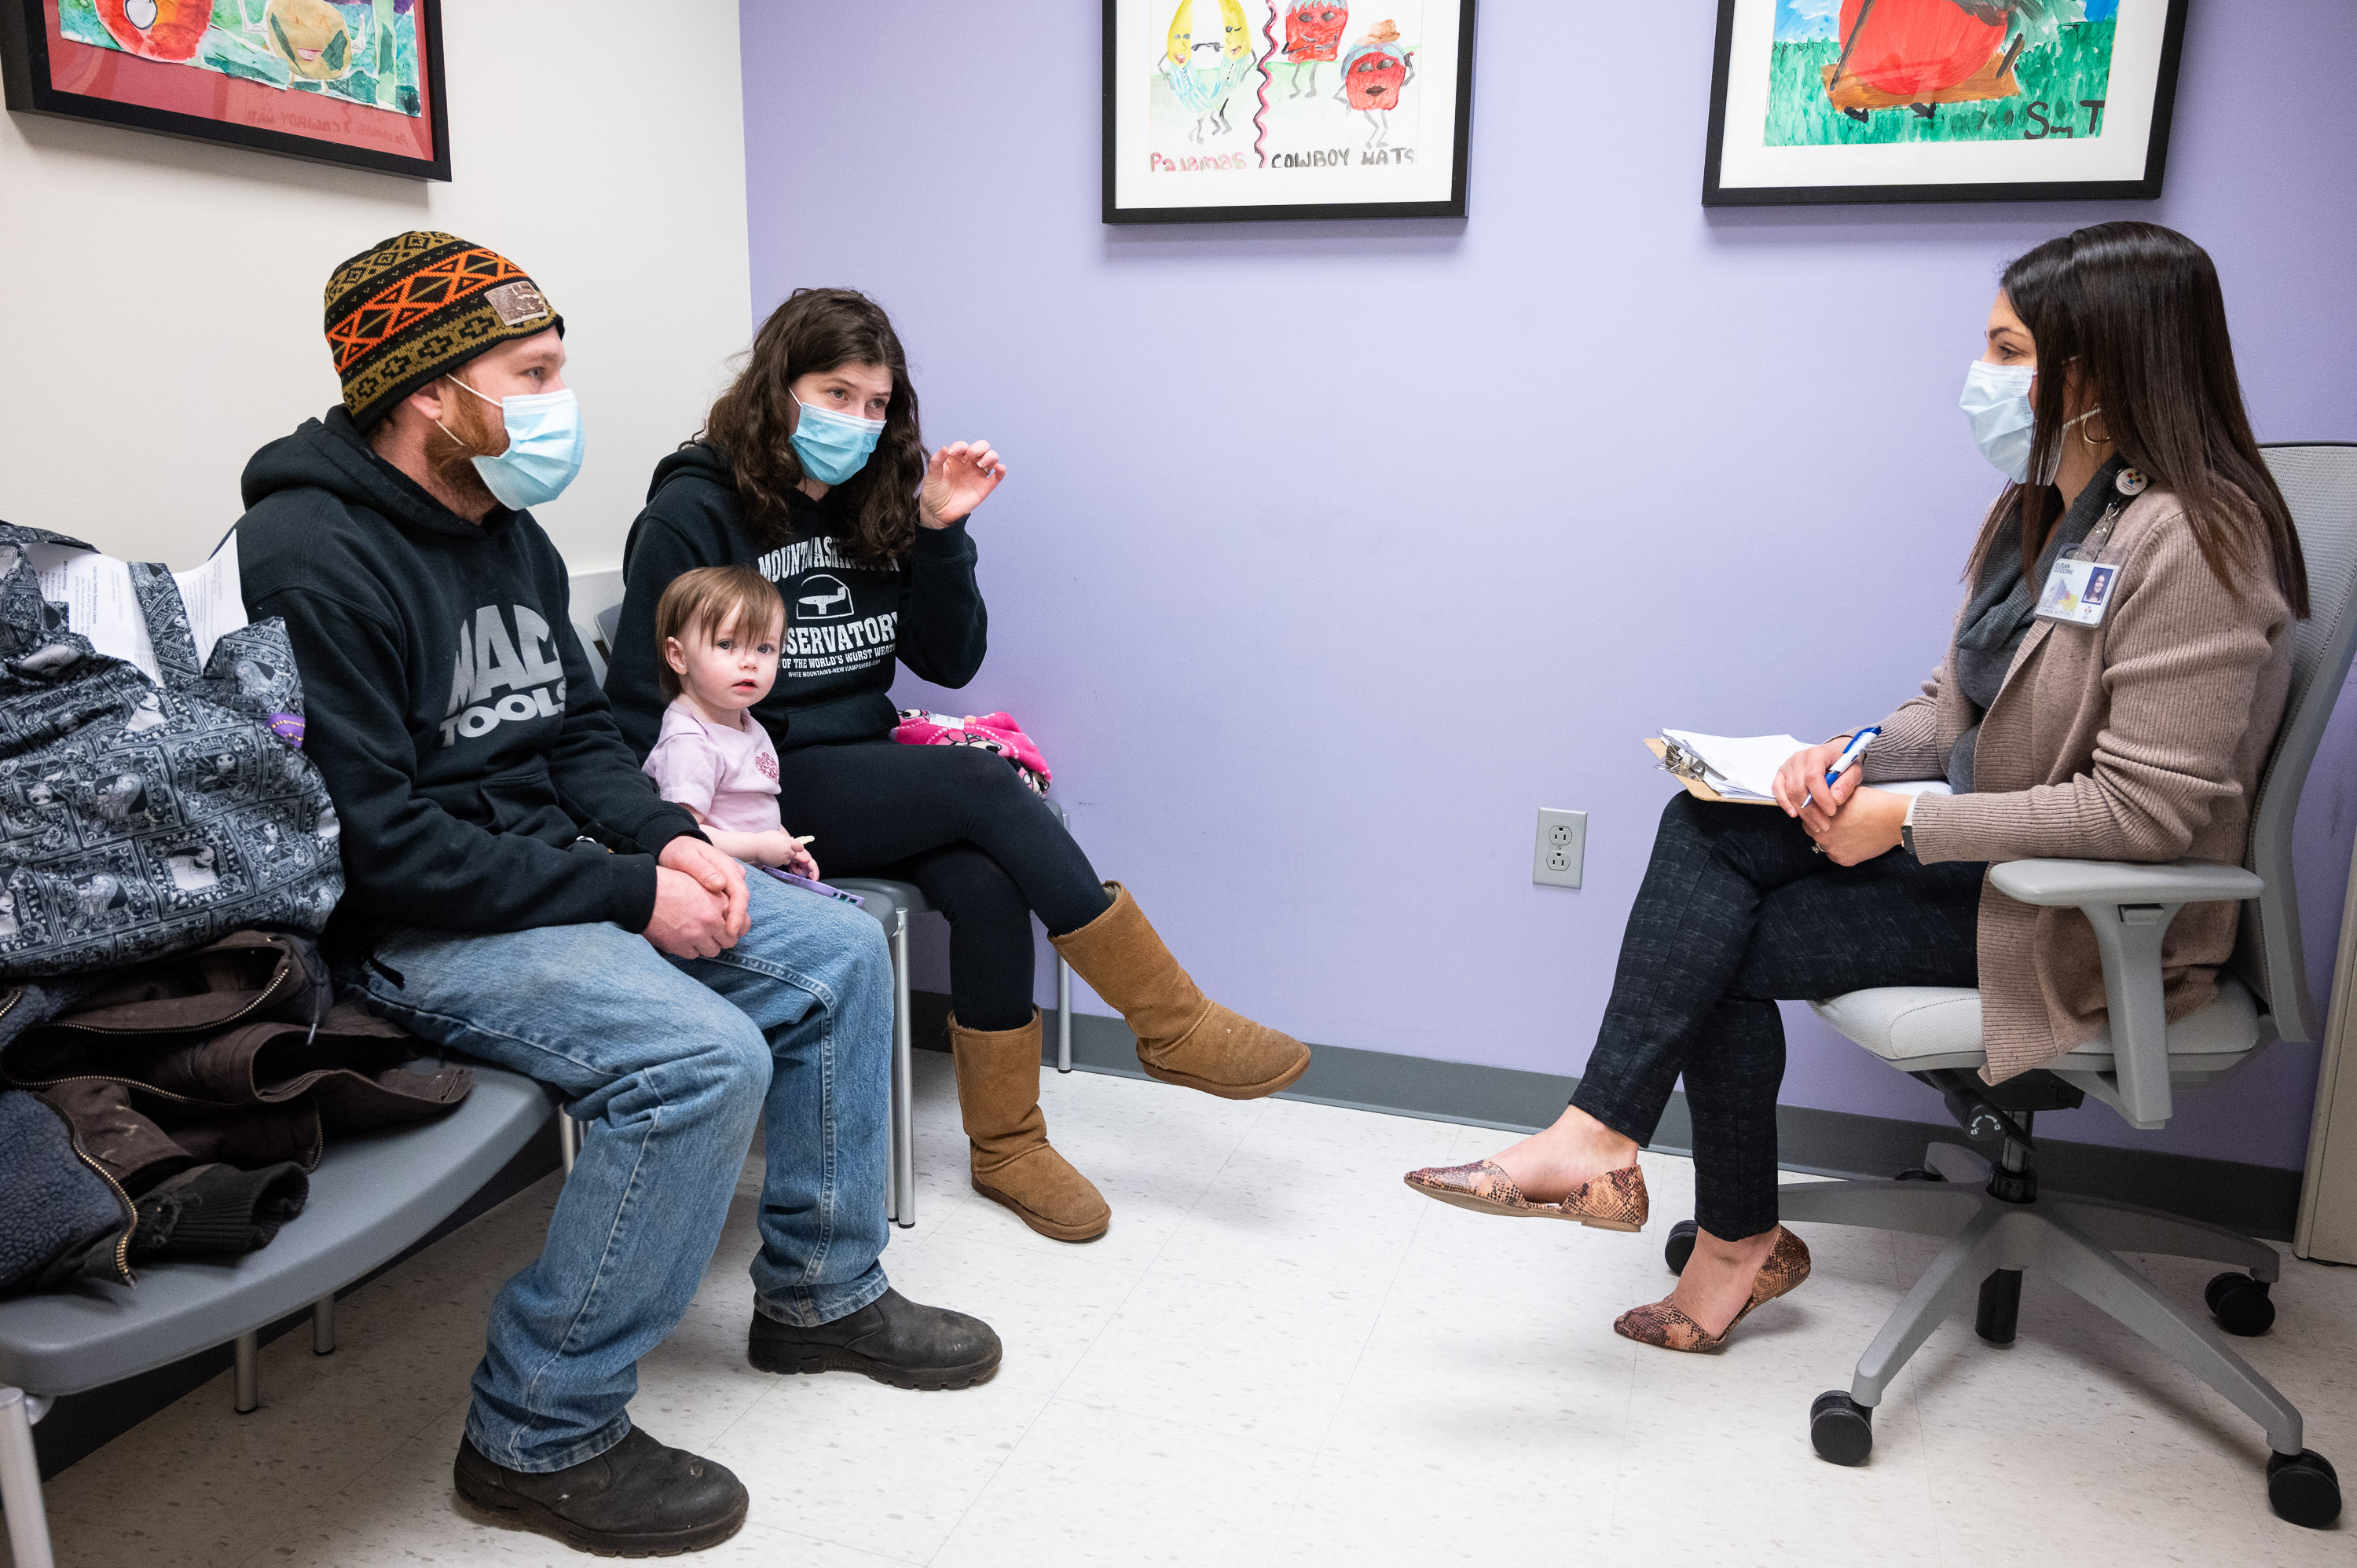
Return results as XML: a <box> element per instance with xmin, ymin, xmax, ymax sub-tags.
<box><xmin>1569</xmin><ymin>793</ymin><xmax>1984</xmax><ymax>1241</ymax></box>
<box><xmin>772</xmin><ymin>739</ymin><xmax>1113</xmax><ymax>1031</ymax></box>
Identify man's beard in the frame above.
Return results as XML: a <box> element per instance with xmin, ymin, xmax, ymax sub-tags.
<box><xmin>423</xmin><ymin>382</ymin><xmax>504</xmax><ymax>511</ymax></box>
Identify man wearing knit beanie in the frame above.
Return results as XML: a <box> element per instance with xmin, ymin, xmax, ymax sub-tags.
<box><xmin>232</xmin><ymin>233</ymin><xmax>1003</xmax><ymax>1558</ymax></box>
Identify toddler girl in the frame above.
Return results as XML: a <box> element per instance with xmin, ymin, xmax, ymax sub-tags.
<box><xmin>640</xmin><ymin>565</ymin><xmax>819</xmax><ymax>877</ymax></box>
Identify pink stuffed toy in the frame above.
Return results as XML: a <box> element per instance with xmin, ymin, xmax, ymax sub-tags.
<box><xmin>891</xmin><ymin>709</ymin><xmax>1051</xmax><ymax>795</ymax></box>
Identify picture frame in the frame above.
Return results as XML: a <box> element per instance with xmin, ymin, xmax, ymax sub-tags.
<box><xmin>1703</xmin><ymin>0</ymin><xmax>2187</xmax><ymax>207</ymax></box>
<box><xmin>1</xmin><ymin>1</ymin><xmax>449</xmax><ymax>181</ymax></box>
<box><xmin>1102</xmin><ymin>0</ymin><xmax>1476</xmax><ymax>225</ymax></box>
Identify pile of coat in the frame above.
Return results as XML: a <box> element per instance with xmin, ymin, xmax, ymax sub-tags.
<box><xmin>0</xmin><ymin>932</ymin><xmax>471</xmax><ymax>1297</ymax></box>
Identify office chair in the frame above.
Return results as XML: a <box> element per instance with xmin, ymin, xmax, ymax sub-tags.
<box><xmin>1684</xmin><ymin>444</ymin><xmax>2354</xmax><ymax>1528</ymax></box>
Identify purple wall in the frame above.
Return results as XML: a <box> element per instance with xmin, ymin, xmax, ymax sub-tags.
<box><xmin>739</xmin><ymin>2</ymin><xmax>2357</xmax><ymax>1168</ymax></box>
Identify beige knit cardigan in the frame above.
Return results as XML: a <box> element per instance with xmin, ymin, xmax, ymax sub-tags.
<box><xmin>1862</xmin><ymin>485</ymin><xmax>2293</xmax><ymax>1081</ymax></box>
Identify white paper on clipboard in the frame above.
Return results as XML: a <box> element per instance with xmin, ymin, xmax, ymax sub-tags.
<box><xmin>22</xmin><ymin>538</ymin><xmax>246</xmax><ymax>686</ymax></box>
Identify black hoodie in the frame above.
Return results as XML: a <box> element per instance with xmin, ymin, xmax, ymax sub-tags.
<box><xmin>236</xmin><ymin>409</ymin><xmax>699</xmax><ymax>949</ymax></box>
<box><xmin>606</xmin><ymin>443</ymin><xmax>987</xmax><ymax>758</ymax></box>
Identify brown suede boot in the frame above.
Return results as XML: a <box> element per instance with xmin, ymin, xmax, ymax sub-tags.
<box><xmin>1050</xmin><ymin>883</ymin><xmax>1311</xmax><ymax>1101</ymax></box>
<box><xmin>950</xmin><ymin>1010</ymin><xmax>1110</xmax><ymax>1243</ymax></box>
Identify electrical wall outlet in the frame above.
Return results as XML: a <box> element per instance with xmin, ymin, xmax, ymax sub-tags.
<box><xmin>1533</xmin><ymin>808</ymin><xmax>1586</xmax><ymax>889</ymax></box>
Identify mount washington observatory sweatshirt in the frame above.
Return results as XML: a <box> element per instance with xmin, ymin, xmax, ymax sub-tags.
<box><xmin>604</xmin><ymin>442</ymin><xmax>988</xmax><ymax>759</ymax></box>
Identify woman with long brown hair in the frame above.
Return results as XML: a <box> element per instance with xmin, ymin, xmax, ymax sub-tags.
<box><xmin>1402</xmin><ymin>222</ymin><xmax>2308</xmax><ymax>1351</ymax></box>
<box><xmin>608</xmin><ymin>288</ymin><xmax>1309</xmax><ymax>1246</ymax></box>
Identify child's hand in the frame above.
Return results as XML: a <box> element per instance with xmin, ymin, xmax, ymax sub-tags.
<box><xmin>750</xmin><ymin>830</ymin><xmax>819</xmax><ymax>878</ymax></box>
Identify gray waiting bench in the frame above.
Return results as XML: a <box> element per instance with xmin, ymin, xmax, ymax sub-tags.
<box><xmin>0</xmin><ymin>1064</ymin><xmax>556</xmax><ymax>1568</ymax></box>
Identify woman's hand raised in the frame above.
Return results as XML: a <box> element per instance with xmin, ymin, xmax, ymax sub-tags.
<box><xmin>918</xmin><ymin>441</ymin><xmax>1007</xmax><ymax>529</ymax></box>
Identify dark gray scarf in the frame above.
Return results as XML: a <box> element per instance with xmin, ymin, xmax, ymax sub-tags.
<box><xmin>1946</xmin><ymin>456</ymin><xmax>2124</xmax><ymax>790</ymax></box>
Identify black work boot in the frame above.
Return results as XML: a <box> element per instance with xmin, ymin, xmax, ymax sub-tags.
<box><xmin>747</xmin><ymin>1287</ymin><xmax>1002</xmax><ymax>1390</ymax></box>
<box><xmin>453</xmin><ymin>1426</ymin><xmax>747</xmax><ymax>1557</ymax></box>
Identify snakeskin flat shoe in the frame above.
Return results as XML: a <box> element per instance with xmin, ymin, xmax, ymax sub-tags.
<box><xmin>1614</xmin><ymin>1225</ymin><xmax>1812</xmax><ymax>1352</ymax></box>
<box><xmin>1400</xmin><ymin>1159</ymin><xmax>1649</xmax><ymax>1231</ymax></box>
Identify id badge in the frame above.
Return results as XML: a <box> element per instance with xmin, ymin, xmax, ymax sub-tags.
<box><xmin>2033</xmin><ymin>548</ymin><xmax>2120</xmax><ymax>628</ymax></box>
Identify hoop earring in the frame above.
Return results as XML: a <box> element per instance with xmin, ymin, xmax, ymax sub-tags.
<box><xmin>2079</xmin><ymin>413</ymin><xmax>2113</xmax><ymax>447</ymax></box>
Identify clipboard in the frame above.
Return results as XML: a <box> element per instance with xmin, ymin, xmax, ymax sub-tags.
<box><xmin>1644</xmin><ymin>737</ymin><xmax>1779</xmax><ymax>807</ymax></box>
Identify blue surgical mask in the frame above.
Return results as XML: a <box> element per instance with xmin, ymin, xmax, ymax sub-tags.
<box><xmin>790</xmin><ymin>401</ymin><xmax>885</xmax><ymax>485</ymax></box>
<box><xmin>1960</xmin><ymin>359</ymin><xmax>2037</xmax><ymax>483</ymax></box>
<box><xmin>445</xmin><ymin>376</ymin><xmax>585</xmax><ymax>511</ymax></box>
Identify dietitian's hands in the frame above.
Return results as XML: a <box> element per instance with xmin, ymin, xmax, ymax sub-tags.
<box><xmin>644</xmin><ymin>836</ymin><xmax>751</xmax><ymax>958</ymax></box>
<box><xmin>918</xmin><ymin>441</ymin><xmax>1006</xmax><ymax>528</ymax></box>
<box><xmin>1772</xmin><ymin>739</ymin><xmax>1855</xmax><ymax>833</ymax></box>
<box><xmin>1807</xmin><ymin>787</ymin><xmax>1908</xmax><ymax>866</ymax></box>
<box><xmin>1772</xmin><ymin>738</ymin><xmax>1907</xmax><ymax>866</ymax></box>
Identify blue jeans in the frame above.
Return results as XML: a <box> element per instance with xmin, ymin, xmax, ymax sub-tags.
<box><xmin>350</xmin><ymin>868</ymin><xmax>893</xmax><ymax>1473</ymax></box>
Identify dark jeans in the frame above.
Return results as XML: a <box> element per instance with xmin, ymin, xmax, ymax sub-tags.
<box><xmin>773</xmin><ymin>739</ymin><xmax>1113</xmax><ymax>1031</ymax></box>
<box><xmin>1569</xmin><ymin>793</ymin><xmax>1983</xmax><ymax>1241</ymax></box>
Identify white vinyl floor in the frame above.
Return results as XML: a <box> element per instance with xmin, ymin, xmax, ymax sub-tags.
<box><xmin>10</xmin><ymin>1053</ymin><xmax>2353</xmax><ymax>1566</ymax></box>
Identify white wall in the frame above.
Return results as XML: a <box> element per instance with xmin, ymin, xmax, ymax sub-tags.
<box><xmin>0</xmin><ymin>1</ymin><xmax>750</xmax><ymax>573</ymax></box>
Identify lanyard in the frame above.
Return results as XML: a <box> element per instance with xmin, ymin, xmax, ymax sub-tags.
<box><xmin>2078</xmin><ymin>500</ymin><xmax>2124</xmax><ymax>560</ymax></box>
<box><xmin>2033</xmin><ymin>501</ymin><xmax>2125</xmax><ymax>628</ymax></box>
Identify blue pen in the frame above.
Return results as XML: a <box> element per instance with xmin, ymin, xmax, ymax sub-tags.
<box><xmin>1823</xmin><ymin>727</ymin><xmax>1881</xmax><ymax>788</ymax></box>
<box><xmin>1798</xmin><ymin>727</ymin><xmax>1882</xmax><ymax>813</ymax></box>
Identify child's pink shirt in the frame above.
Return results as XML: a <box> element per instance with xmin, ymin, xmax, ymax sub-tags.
<box><xmin>641</xmin><ymin>698</ymin><xmax>783</xmax><ymax>834</ymax></box>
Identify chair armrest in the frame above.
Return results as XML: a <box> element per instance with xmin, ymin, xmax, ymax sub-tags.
<box><xmin>1985</xmin><ymin>860</ymin><xmax>2261</xmax><ymax>1129</ymax></box>
<box><xmin>1988</xmin><ymin>859</ymin><xmax>2263</xmax><ymax>907</ymax></box>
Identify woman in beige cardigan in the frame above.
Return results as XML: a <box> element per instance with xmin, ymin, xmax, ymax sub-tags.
<box><xmin>1402</xmin><ymin>222</ymin><xmax>2311</xmax><ymax>1353</ymax></box>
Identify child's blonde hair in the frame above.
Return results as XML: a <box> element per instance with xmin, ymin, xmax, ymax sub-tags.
<box><xmin>654</xmin><ymin>566</ymin><xmax>784</xmax><ymax>700</ymax></box>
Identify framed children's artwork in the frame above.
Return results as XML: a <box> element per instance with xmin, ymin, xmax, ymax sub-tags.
<box><xmin>0</xmin><ymin>1</ymin><xmax>449</xmax><ymax>181</ymax></box>
<box><xmin>1102</xmin><ymin>0</ymin><xmax>1476</xmax><ymax>224</ymax></box>
<box><xmin>1703</xmin><ymin>1</ymin><xmax>2187</xmax><ymax>207</ymax></box>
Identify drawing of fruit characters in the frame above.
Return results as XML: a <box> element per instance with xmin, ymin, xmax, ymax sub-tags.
<box><xmin>92</xmin><ymin>0</ymin><xmax>211</xmax><ymax>62</ymax></box>
<box><xmin>1282</xmin><ymin>2</ymin><xmax>1349</xmax><ymax>99</ymax></box>
<box><xmin>1336</xmin><ymin>20</ymin><xmax>1413</xmax><ymax>151</ymax></box>
<box><xmin>262</xmin><ymin>0</ymin><xmax>368</xmax><ymax>82</ymax></box>
<box><xmin>1164</xmin><ymin>0</ymin><xmax>1258</xmax><ymax>144</ymax></box>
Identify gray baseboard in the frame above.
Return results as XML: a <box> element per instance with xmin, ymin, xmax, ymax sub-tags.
<box><xmin>912</xmin><ymin>992</ymin><xmax>2304</xmax><ymax>1242</ymax></box>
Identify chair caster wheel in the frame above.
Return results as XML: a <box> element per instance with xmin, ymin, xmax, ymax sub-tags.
<box><xmin>1664</xmin><ymin>1219</ymin><xmax>1698</xmax><ymax>1274</ymax></box>
<box><xmin>2265</xmin><ymin>1449</ymin><xmax>2341</xmax><ymax>1528</ymax></box>
<box><xmin>1809</xmin><ymin>1390</ymin><xmax>1873</xmax><ymax>1467</ymax></box>
<box><xmin>1893</xmin><ymin>1167</ymin><xmax>1944</xmax><ymax>1181</ymax></box>
<box><xmin>2204</xmin><ymin>1271</ymin><xmax>2275</xmax><ymax>1336</ymax></box>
